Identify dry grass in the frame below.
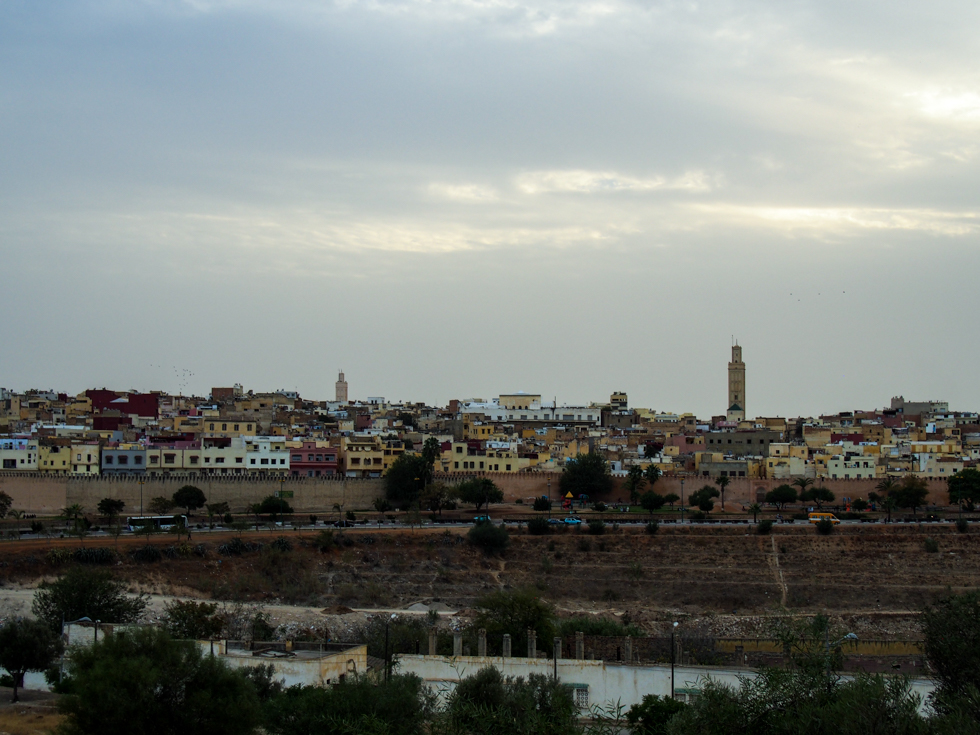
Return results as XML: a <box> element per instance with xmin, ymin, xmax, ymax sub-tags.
<box><xmin>0</xmin><ymin>707</ymin><xmax>63</xmax><ymax>735</ymax></box>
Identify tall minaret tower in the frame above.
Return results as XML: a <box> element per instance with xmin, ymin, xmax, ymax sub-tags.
<box><xmin>335</xmin><ymin>371</ymin><xmax>349</xmax><ymax>404</ymax></box>
<box><xmin>727</xmin><ymin>343</ymin><xmax>746</xmax><ymax>422</ymax></box>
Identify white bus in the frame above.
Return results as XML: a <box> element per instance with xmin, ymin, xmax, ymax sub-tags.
<box><xmin>126</xmin><ymin>515</ymin><xmax>188</xmax><ymax>532</ymax></box>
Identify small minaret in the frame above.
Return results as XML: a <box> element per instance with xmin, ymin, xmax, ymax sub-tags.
<box><xmin>335</xmin><ymin>371</ymin><xmax>348</xmax><ymax>405</ymax></box>
<box><xmin>727</xmin><ymin>344</ymin><xmax>745</xmax><ymax>422</ymax></box>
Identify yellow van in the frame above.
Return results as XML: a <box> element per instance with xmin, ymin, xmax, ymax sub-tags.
<box><xmin>808</xmin><ymin>512</ymin><xmax>840</xmax><ymax>525</ymax></box>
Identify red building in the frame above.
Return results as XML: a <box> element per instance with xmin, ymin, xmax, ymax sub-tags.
<box><xmin>290</xmin><ymin>441</ymin><xmax>338</xmax><ymax>478</ymax></box>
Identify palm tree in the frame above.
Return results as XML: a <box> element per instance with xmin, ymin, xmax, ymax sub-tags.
<box><xmin>876</xmin><ymin>477</ymin><xmax>898</xmax><ymax>496</ymax></box>
<box><xmin>882</xmin><ymin>496</ymin><xmax>897</xmax><ymax>523</ymax></box>
<box><xmin>333</xmin><ymin>503</ymin><xmax>343</xmax><ymax>526</ymax></box>
<box><xmin>626</xmin><ymin>466</ymin><xmax>646</xmax><ymax>505</ymax></box>
<box><xmin>715</xmin><ymin>476</ymin><xmax>731</xmax><ymax>512</ymax></box>
<box><xmin>748</xmin><ymin>503</ymin><xmax>762</xmax><ymax>523</ymax></box>
<box><xmin>792</xmin><ymin>477</ymin><xmax>814</xmax><ymax>496</ymax></box>
<box><xmin>60</xmin><ymin>504</ymin><xmax>84</xmax><ymax>532</ymax></box>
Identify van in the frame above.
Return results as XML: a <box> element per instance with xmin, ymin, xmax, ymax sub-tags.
<box><xmin>808</xmin><ymin>512</ymin><xmax>840</xmax><ymax>525</ymax></box>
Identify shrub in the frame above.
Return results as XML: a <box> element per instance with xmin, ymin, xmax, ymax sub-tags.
<box><xmin>592</xmin><ymin>502</ymin><xmax>607</xmax><ymax>512</ymax></box>
<box><xmin>515</xmin><ymin>498</ymin><xmax>523</xmax><ymax>505</ymax></box>
<box><xmin>270</xmin><ymin>536</ymin><xmax>292</xmax><ymax>553</ymax></box>
<box><xmin>547</xmin><ymin>540</ymin><xmax>556</xmax><ymax>552</ymax></box>
<box><xmin>532</xmin><ymin>497</ymin><xmax>551</xmax><ymax>512</ymax></box>
<box><xmin>588</xmin><ymin>520</ymin><xmax>606</xmax><ymax>536</ymax></box>
<box><xmin>815</xmin><ymin>519</ymin><xmax>834</xmax><ymax>535</ymax></box>
<box><xmin>129</xmin><ymin>545</ymin><xmax>163</xmax><ymax>563</ymax></box>
<box><xmin>30</xmin><ymin>521</ymin><xmax>44</xmax><ymax>535</ymax></box>
<box><xmin>526</xmin><ymin>517</ymin><xmax>551</xmax><ymax>535</ymax></box>
<box><xmin>312</xmin><ymin>530</ymin><xmax>336</xmax><ymax>552</ymax></box>
<box><xmin>925</xmin><ymin>538</ymin><xmax>939</xmax><ymax>553</ymax></box>
<box><xmin>689</xmin><ymin>511</ymin><xmax>706</xmax><ymax>521</ymax></box>
<box><xmin>956</xmin><ymin>518</ymin><xmax>969</xmax><ymax>534</ymax></box>
<box><xmin>757</xmin><ymin>519</ymin><xmax>774</xmax><ymax>535</ymax></box>
<box><xmin>467</xmin><ymin>523</ymin><xmax>510</xmax><ymax>554</ymax></box>
<box><xmin>646</xmin><ymin>521</ymin><xmax>659</xmax><ymax>535</ymax></box>
<box><xmin>577</xmin><ymin>539</ymin><xmax>592</xmax><ymax>552</ymax></box>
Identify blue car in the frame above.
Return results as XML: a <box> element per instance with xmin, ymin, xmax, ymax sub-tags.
<box><xmin>562</xmin><ymin>517</ymin><xmax>583</xmax><ymax>525</ymax></box>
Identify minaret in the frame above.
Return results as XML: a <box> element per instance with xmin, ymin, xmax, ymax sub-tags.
<box><xmin>335</xmin><ymin>371</ymin><xmax>348</xmax><ymax>404</ymax></box>
<box><xmin>727</xmin><ymin>344</ymin><xmax>745</xmax><ymax>422</ymax></box>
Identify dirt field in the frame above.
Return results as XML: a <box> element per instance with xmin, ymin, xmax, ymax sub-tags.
<box><xmin>1</xmin><ymin>523</ymin><xmax>976</xmax><ymax>640</ymax></box>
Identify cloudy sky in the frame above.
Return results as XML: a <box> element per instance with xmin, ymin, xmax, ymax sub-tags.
<box><xmin>2</xmin><ymin>0</ymin><xmax>978</xmax><ymax>417</ymax></box>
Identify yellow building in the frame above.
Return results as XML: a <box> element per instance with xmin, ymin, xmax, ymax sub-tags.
<box><xmin>340</xmin><ymin>436</ymin><xmax>385</xmax><ymax>478</ymax></box>
<box><xmin>38</xmin><ymin>443</ymin><xmax>71</xmax><ymax>474</ymax></box>
<box><xmin>145</xmin><ymin>446</ymin><xmax>203</xmax><ymax>475</ymax></box>
<box><xmin>202</xmin><ymin>418</ymin><xmax>258</xmax><ymax>439</ymax></box>
<box><xmin>70</xmin><ymin>441</ymin><xmax>101</xmax><ymax>475</ymax></box>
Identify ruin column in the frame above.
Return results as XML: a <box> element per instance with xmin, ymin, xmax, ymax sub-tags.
<box><xmin>429</xmin><ymin>628</ymin><xmax>437</xmax><ymax>656</ymax></box>
<box><xmin>502</xmin><ymin>634</ymin><xmax>512</xmax><ymax>658</ymax></box>
<box><xmin>453</xmin><ymin>631</ymin><xmax>463</xmax><ymax>658</ymax></box>
<box><xmin>477</xmin><ymin>628</ymin><xmax>487</xmax><ymax>657</ymax></box>
<box><xmin>528</xmin><ymin>628</ymin><xmax>537</xmax><ymax>658</ymax></box>
<box><xmin>575</xmin><ymin>632</ymin><xmax>584</xmax><ymax>660</ymax></box>
<box><xmin>624</xmin><ymin>636</ymin><xmax>633</xmax><ymax>664</ymax></box>
<box><xmin>554</xmin><ymin>637</ymin><xmax>562</xmax><ymax>661</ymax></box>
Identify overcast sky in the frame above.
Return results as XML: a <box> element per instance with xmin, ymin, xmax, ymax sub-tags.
<box><xmin>2</xmin><ymin>0</ymin><xmax>978</xmax><ymax>418</ymax></box>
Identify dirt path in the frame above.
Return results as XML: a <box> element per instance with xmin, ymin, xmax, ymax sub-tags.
<box><xmin>769</xmin><ymin>536</ymin><xmax>789</xmax><ymax>607</ymax></box>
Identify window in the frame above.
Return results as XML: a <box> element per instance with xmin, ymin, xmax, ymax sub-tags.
<box><xmin>455</xmin><ymin>446</ymin><xmax>463</xmax><ymax>453</ymax></box>
<box><xmin>150</xmin><ymin>456</ymin><xmax>159</xmax><ymax>464</ymax></box>
<box><xmin>292</xmin><ymin>455</ymin><xmax>302</xmax><ymax>461</ymax></box>
<box><xmin>308</xmin><ymin>454</ymin><xmax>314</xmax><ymax>461</ymax></box>
<box><xmin>76</xmin><ymin>453</ymin><xmax>82</xmax><ymax>461</ymax></box>
<box><xmin>351</xmin><ymin>457</ymin><xmax>360</xmax><ymax>465</ymax></box>
<box><xmin>236</xmin><ymin>457</ymin><xmax>243</xmax><ymax>464</ymax></box>
<box><xmin>118</xmin><ymin>456</ymin><xmax>129</xmax><ymax>466</ymax></box>
<box><xmin>479</xmin><ymin>461</ymin><xmax>484</xmax><ymax>469</ymax></box>
<box><xmin>105</xmin><ymin>456</ymin><xmax>114</xmax><ymax>465</ymax></box>
<box><xmin>574</xmin><ymin>688</ymin><xmax>589</xmax><ymax>709</ymax></box>
<box><xmin>234</xmin><ymin>424</ymin><xmax>239</xmax><ymax>431</ymax></box>
<box><xmin>247</xmin><ymin>424</ymin><xmax>253</xmax><ymax>431</ymax></box>
<box><xmin>454</xmin><ymin>462</ymin><xmax>459</xmax><ymax>469</ymax></box>
<box><xmin>135</xmin><ymin>456</ymin><xmax>143</xmax><ymax>465</ymax></box>
<box><xmin>87</xmin><ymin>454</ymin><xmax>92</xmax><ymax>462</ymax></box>
<box><xmin>316</xmin><ymin>454</ymin><xmax>323</xmax><ymax>462</ymax></box>
<box><xmin>164</xmin><ymin>454</ymin><xmax>176</xmax><ymax>465</ymax></box>
<box><xmin>216</xmin><ymin>457</ymin><xmax>225</xmax><ymax>464</ymax></box>
<box><xmin>209</xmin><ymin>423</ymin><xmax>215</xmax><ymax>430</ymax></box>
<box><xmin>205</xmin><ymin>457</ymin><xmax>211</xmax><ymax>463</ymax></box>
<box><xmin>506</xmin><ymin>464</ymin><xmax>511</xmax><ymax>471</ymax></box>
<box><xmin>260</xmin><ymin>458</ymin><xmax>268</xmax><ymax>465</ymax></box>
<box><xmin>250</xmin><ymin>458</ymin><xmax>256</xmax><ymax>465</ymax></box>
<box><xmin>222</xmin><ymin>423</ymin><xmax>227</xmax><ymax>431</ymax></box>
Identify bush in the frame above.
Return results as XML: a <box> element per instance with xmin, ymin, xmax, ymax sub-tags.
<box><xmin>129</xmin><ymin>545</ymin><xmax>163</xmax><ymax>563</ymax></box>
<box><xmin>526</xmin><ymin>517</ymin><xmax>551</xmax><ymax>535</ymax></box>
<box><xmin>32</xmin><ymin>567</ymin><xmax>148</xmax><ymax>633</ymax></box>
<box><xmin>592</xmin><ymin>502</ymin><xmax>607</xmax><ymax>512</ymax></box>
<box><xmin>270</xmin><ymin>536</ymin><xmax>292</xmax><ymax>552</ymax></box>
<box><xmin>312</xmin><ymin>529</ymin><xmax>336</xmax><ymax>551</ymax></box>
<box><xmin>757</xmin><ymin>519</ymin><xmax>774</xmax><ymax>535</ymax></box>
<box><xmin>577</xmin><ymin>539</ymin><xmax>592</xmax><ymax>552</ymax></box>
<box><xmin>515</xmin><ymin>498</ymin><xmax>523</xmax><ymax>505</ymax></box>
<box><xmin>532</xmin><ymin>497</ymin><xmax>551</xmax><ymax>512</ymax></box>
<box><xmin>467</xmin><ymin>523</ymin><xmax>510</xmax><ymax>554</ymax></box>
<box><xmin>689</xmin><ymin>511</ymin><xmax>706</xmax><ymax>521</ymax></box>
<box><xmin>925</xmin><ymin>538</ymin><xmax>939</xmax><ymax>553</ymax></box>
<box><xmin>646</xmin><ymin>521</ymin><xmax>659</xmax><ymax>535</ymax></box>
<box><xmin>588</xmin><ymin>520</ymin><xmax>606</xmax><ymax>536</ymax></box>
<box><xmin>815</xmin><ymin>519</ymin><xmax>835</xmax><ymax>535</ymax></box>
<box><xmin>956</xmin><ymin>518</ymin><xmax>969</xmax><ymax>534</ymax></box>
<box><xmin>30</xmin><ymin>521</ymin><xmax>44</xmax><ymax>535</ymax></box>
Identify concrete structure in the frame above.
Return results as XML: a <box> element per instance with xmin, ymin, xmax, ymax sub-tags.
<box><xmin>727</xmin><ymin>344</ymin><xmax>746</xmax><ymax>423</ymax></box>
<box><xmin>335</xmin><ymin>371</ymin><xmax>349</xmax><ymax>404</ymax></box>
<box><xmin>205</xmin><ymin>641</ymin><xmax>367</xmax><ymax>687</ymax></box>
<box><xmin>0</xmin><ymin>437</ymin><xmax>37</xmax><ymax>471</ymax></box>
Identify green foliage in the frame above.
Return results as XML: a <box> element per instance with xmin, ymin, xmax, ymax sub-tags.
<box><xmin>646</xmin><ymin>520</ymin><xmax>659</xmax><ymax>535</ymax></box>
<box><xmin>457</xmin><ymin>478</ymin><xmax>504</xmax><ymax>511</ymax></box>
<box><xmin>948</xmin><ymin>468</ymin><xmax>980</xmax><ymax>506</ymax></box>
<box><xmin>172</xmin><ymin>485</ymin><xmax>207</xmax><ymax>514</ymax></box>
<box><xmin>800</xmin><ymin>486</ymin><xmax>835</xmax><ymax>509</ymax></box>
<box><xmin>258</xmin><ymin>495</ymin><xmax>293</xmax><ymax>515</ymax></box>
<box><xmin>559</xmin><ymin>453</ymin><xmax>613</xmax><ymax>499</ymax></box>
<box><xmin>384</xmin><ymin>453</ymin><xmax>430</xmax><ymax>508</ymax></box>
<box><xmin>163</xmin><ymin>600</ymin><xmax>225</xmax><ymax>640</ymax></box>
<box><xmin>357</xmin><ymin>615</ymin><xmax>432</xmax><ymax>659</ymax></box>
<box><xmin>130</xmin><ymin>545</ymin><xmax>163</xmax><ymax>563</ymax></box>
<box><xmin>645</xmin><ymin>464</ymin><xmax>662</xmax><ymax>485</ymax></box>
<box><xmin>815</xmin><ymin>519</ymin><xmax>835</xmax><ymax>535</ymax></box>
<box><xmin>689</xmin><ymin>486</ymin><xmax>719</xmax><ymax>514</ymax></box>
<box><xmin>467</xmin><ymin>522</ymin><xmax>510</xmax><ymax>554</ymax></box>
<box><xmin>765</xmin><ymin>484</ymin><xmax>798</xmax><ymax>510</ymax></box>
<box><xmin>925</xmin><ymin>537</ymin><xmax>939</xmax><ymax>553</ymax></box>
<box><xmin>444</xmin><ymin>668</ymin><xmax>578</xmax><ymax>735</ymax></box>
<box><xmin>527</xmin><ymin>517</ymin><xmax>551</xmax><ymax>535</ymax></box>
<box><xmin>270</xmin><ymin>536</ymin><xmax>293</xmax><ymax>552</ymax></box>
<box><xmin>96</xmin><ymin>498</ymin><xmax>125</xmax><ymax>520</ymax></box>
<box><xmin>0</xmin><ymin>490</ymin><xmax>12</xmax><ymax>518</ymax></box>
<box><xmin>756</xmin><ymin>519</ymin><xmax>774</xmax><ymax>535</ymax></box>
<box><xmin>641</xmin><ymin>491</ymin><xmax>666</xmax><ymax>515</ymax></box>
<box><xmin>32</xmin><ymin>567</ymin><xmax>148</xmax><ymax>633</ymax></box>
<box><xmin>625</xmin><ymin>466</ymin><xmax>646</xmax><ymax>504</ymax></box>
<box><xmin>57</xmin><ymin>627</ymin><xmax>261</xmax><ymax>735</ymax></box>
<box><xmin>148</xmin><ymin>496</ymin><xmax>175</xmax><ymax>515</ymax></box>
<box><xmin>626</xmin><ymin>694</ymin><xmax>686</xmax><ymax>735</ymax></box>
<box><xmin>262</xmin><ymin>673</ymin><xmax>434</xmax><ymax>735</ymax></box>
<box><xmin>851</xmin><ymin>498</ymin><xmax>869</xmax><ymax>512</ymax></box>
<box><xmin>592</xmin><ymin>501</ymin><xmax>607</xmax><ymax>512</ymax></box>
<box><xmin>0</xmin><ymin>618</ymin><xmax>64</xmax><ymax>702</ymax></box>
<box><xmin>923</xmin><ymin>591</ymin><xmax>980</xmax><ymax>717</ymax></box>
<box><xmin>588</xmin><ymin>520</ymin><xmax>606</xmax><ymax>535</ymax></box>
<box><xmin>532</xmin><ymin>497</ymin><xmax>552</xmax><ymax>512</ymax></box>
<box><xmin>473</xmin><ymin>589</ymin><xmax>557</xmax><ymax>658</ymax></box>
<box><xmin>663</xmin><ymin>493</ymin><xmax>680</xmax><ymax>507</ymax></box>
<box><xmin>312</xmin><ymin>529</ymin><xmax>337</xmax><ymax>551</ymax></box>
<box><xmin>956</xmin><ymin>518</ymin><xmax>970</xmax><ymax>534</ymax></box>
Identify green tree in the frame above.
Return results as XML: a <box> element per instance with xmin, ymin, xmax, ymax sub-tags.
<box><xmin>948</xmin><ymin>468</ymin><xmax>980</xmax><ymax>507</ymax></box>
<box><xmin>559</xmin><ymin>453</ymin><xmax>613</xmax><ymax>500</ymax></box>
<box><xmin>57</xmin><ymin>627</ymin><xmax>261</xmax><ymax>735</ymax></box>
<box><xmin>800</xmin><ymin>486</ymin><xmax>835</xmax><ymax>509</ymax></box>
<box><xmin>625</xmin><ymin>466</ymin><xmax>646</xmax><ymax>504</ymax></box>
<box><xmin>472</xmin><ymin>589</ymin><xmax>557</xmax><ymax>658</ymax></box>
<box><xmin>640</xmin><ymin>491</ymin><xmax>666</xmax><ymax>516</ymax></box>
<box><xmin>456</xmin><ymin>478</ymin><xmax>504</xmax><ymax>511</ymax></box>
<box><xmin>262</xmin><ymin>673</ymin><xmax>434</xmax><ymax>735</ymax></box>
<box><xmin>467</xmin><ymin>523</ymin><xmax>510</xmax><ymax>554</ymax></box>
<box><xmin>172</xmin><ymin>485</ymin><xmax>206</xmax><ymax>516</ymax></box>
<box><xmin>257</xmin><ymin>495</ymin><xmax>293</xmax><ymax>516</ymax></box>
<box><xmin>748</xmin><ymin>503</ymin><xmax>761</xmax><ymax>522</ymax></box>
<box><xmin>97</xmin><ymin>498</ymin><xmax>125</xmax><ymax>522</ymax></box>
<box><xmin>689</xmin><ymin>486</ymin><xmax>720</xmax><ymax>514</ymax></box>
<box><xmin>882</xmin><ymin>495</ymin><xmax>898</xmax><ymax>523</ymax></box>
<box><xmin>532</xmin><ymin>497</ymin><xmax>551</xmax><ymax>512</ymax></box>
<box><xmin>663</xmin><ymin>492</ymin><xmax>680</xmax><ymax>508</ymax></box>
<box><xmin>163</xmin><ymin>600</ymin><xmax>225</xmax><ymax>640</ymax></box>
<box><xmin>384</xmin><ymin>453</ymin><xmax>429</xmax><ymax>508</ymax></box>
<box><xmin>792</xmin><ymin>477</ymin><xmax>814</xmax><ymax>498</ymax></box>
<box><xmin>420</xmin><ymin>482</ymin><xmax>456</xmax><ymax>516</ymax></box>
<box><xmin>206</xmin><ymin>501</ymin><xmax>230</xmax><ymax>529</ymax></box>
<box><xmin>32</xmin><ymin>567</ymin><xmax>148</xmax><ymax>633</ymax></box>
<box><xmin>765</xmin><ymin>484</ymin><xmax>798</xmax><ymax>510</ymax></box>
<box><xmin>148</xmin><ymin>496</ymin><xmax>174</xmax><ymax>515</ymax></box>
<box><xmin>851</xmin><ymin>498</ymin><xmax>869</xmax><ymax>512</ymax></box>
<box><xmin>0</xmin><ymin>618</ymin><xmax>64</xmax><ymax>702</ymax></box>
<box><xmin>895</xmin><ymin>476</ymin><xmax>929</xmax><ymax>518</ymax></box>
<box><xmin>626</xmin><ymin>694</ymin><xmax>686</xmax><ymax>735</ymax></box>
<box><xmin>923</xmin><ymin>590</ymin><xmax>980</xmax><ymax>717</ymax></box>
<box><xmin>61</xmin><ymin>503</ymin><xmax>85</xmax><ymax>530</ymax></box>
<box><xmin>645</xmin><ymin>463</ymin><xmax>662</xmax><ymax>487</ymax></box>
<box><xmin>0</xmin><ymin>490</ymin><xmax>14</xmax><ymax>518</ymax></box>
<box><xmin>420</xmin><ymin>437</ymin><xmax>441</xmax><ymax>483</ymax></box>
<box><xmin>714</xmin><ymin>476</ymin><xmax>730</xmax><ymax>512</ymax></box>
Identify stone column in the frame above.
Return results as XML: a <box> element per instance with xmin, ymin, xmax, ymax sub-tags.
<box><xmin>477</xmin><ymin>628</ymin><xmax>487</xmax><ymax>657</ymax></box>
<box><xmin>575</xmin><ymin>632</ymin><xmax>584</xmax><ymax>660</ymax></box>
<box><xmin>429</xmin><ymin>628</ymin><xmax>438</xmax><ymax>656</ymax></box>
<box><xmin>554</xmin><ymin>637</ymin><xmax>562</xmax><ymax>661</ymax></box>
<box><xmin>453</xmin><ymin>631</ymin><xmax>463</xmax><ymax>658</ymax></box>
<box><xmin>502</xmin><ymin>634</ymin><xmax>512</xmax><ymax>658</ymax></box>
<box><xmin>624</xmin><ymin>636</ymin><xmax>633</xmax><ymax>664</ymax></box>
<box><xmin>528</xmin><ymin>628</ymin><xmax>537</xmax><ymax>658</ymax></box>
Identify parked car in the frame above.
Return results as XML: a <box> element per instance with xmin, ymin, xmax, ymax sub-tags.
<box><xmin>473</xmin><ymin>515</ymin><xmax>492</xmax><ymax>524</ymax></box>
<box><xmin>333</xmin><ymin>520</ymin><xmax>356</xmax><ymax>528</ymax></box>
<box><xmin>562</xmin><ymin>517</ymin><xmax>583</xmax><ymax>525</ymax></box>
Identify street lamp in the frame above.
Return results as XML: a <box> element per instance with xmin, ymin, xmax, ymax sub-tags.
<box><xmin>385</xmin><ymin>613</ymin><xmax>398</xmax><ymax>684</ymax></box>
<box><xmin>680</xmin><ymin>480</ymin><xmax>685</xmax><ymax>524</ymax></box>
<box><xmin>671</xmin><ymin>621</ymin><xmax>679</xmax><ymax>699</ymax></box>
<box><xmin>825</xmin><ymin>630</ymin><xmax>858</xmax><ymax>679</ymax></box>
<box><xmin>138</xmin><ymin>477</ymin><xmax>144</xmax><ymax>517</ymax></box>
